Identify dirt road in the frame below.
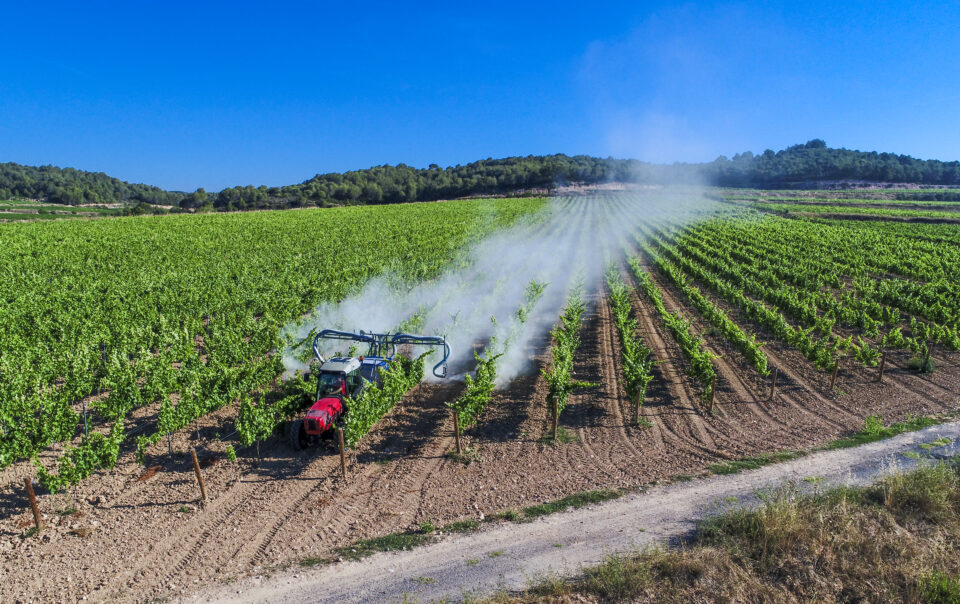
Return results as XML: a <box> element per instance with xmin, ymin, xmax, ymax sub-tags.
<box><xmin>194</xmin><ymin>420</ymin><xmax>960</xmax><ymax>603</ymax></box>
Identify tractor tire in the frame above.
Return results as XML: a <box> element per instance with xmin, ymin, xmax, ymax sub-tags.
<box><xmin>287</xmin><ymin>419</ymin><xmax>308</xmax><ymax>451</ymax></box>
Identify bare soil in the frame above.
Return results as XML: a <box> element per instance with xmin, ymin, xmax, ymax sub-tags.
<box><xmin>192</xmin><ymin>420</ymin><xmax>960</xmax><ymax>604</ymax></box>
<box><xmin>1</xmin><ymin>282</ymin><xmax>959</xmax><ymax>603</ymax></box>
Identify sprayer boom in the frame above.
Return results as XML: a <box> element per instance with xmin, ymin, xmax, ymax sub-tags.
<box><xmin>312</xmin><ymin>329</ymin><xmax>451</xmax><ymax>378</ymax></box>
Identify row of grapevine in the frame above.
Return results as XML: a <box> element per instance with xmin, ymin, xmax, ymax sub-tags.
<box><xmin>343</xmin><ymin>354</ymin><xmax>427</xmax><ymax>447</ymax></box>
<box><xmin>35</xmin><ymin>419</ymin><xmax>125</xmax><ymax>493</ymax></box>
<box><xmin>635</xmin><ymin>241</ymin><xmax>770</xmax><ymax>376</ymax></box>
<box><xmin>604</xmin><ymin>267</ymin><xmax>654</xmax><ymax>422</ymax></box>
<box><xmin>639</xmin><ymin>230</ymin><xmax>840</xmax><ymax>370</ymax></box>
<box><xmin>667</xmin><ymin>215</ymin><xmax>958</xmax><ymax>363</ymax></box>
<box><xmin>448</xmin><ymin>280</ymin><xmax>547</xmax><ymax>430</ymax></box>
<box><xmin>542</xmin><ymin>282</ymin><xmax>593</xmax><ymax>426</ymax></box>
<box><xmin>700</xmin><ymin>210</ymin><xmax>960</xmax><ymax>329</ymax></box>
<box><xmin>678</xmin><ymin>217</ymin><xmax>959</xmax><ymax>346</ymax></box>
<box><xmin>627</xmin><ymin>257</ymin><xmax>717</xmax><ymax>400</ymax></box>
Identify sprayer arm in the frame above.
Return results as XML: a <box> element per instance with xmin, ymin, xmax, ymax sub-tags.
<box><xmin>311</xmin><ymin>329</ymin><xmax>451</xmax><ymax>378</ymax></box>
<box><xmin>390</xmin><ymin>333</ymin><xmax>451</xmax><ymax>378</ymax></box>
<box><xmin>312</xmin><ymin>329</ymin><xmax>379</xmax><ymax>362</ymax></box>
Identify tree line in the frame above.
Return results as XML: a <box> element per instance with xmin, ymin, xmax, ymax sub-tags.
<box><xmin>0</xmin><ymin>163</ymin><xmax>181</xmax><ymax>206</ymax></box>
<box><xmin>4</xmin><ymin>141</ymin><xmax>960</xmax><ymax>212</ymax></box>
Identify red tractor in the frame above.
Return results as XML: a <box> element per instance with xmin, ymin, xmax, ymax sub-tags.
<box><xmin>287</xmin><ymin>329</ymin><xmax>451</xmax><ymax>449</ymax></box>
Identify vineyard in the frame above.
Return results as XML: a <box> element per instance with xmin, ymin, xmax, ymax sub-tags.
<box><xmin>2</xmin><ymin>190</ymin><xmax>960</xmax><ymax>602</ymax></box>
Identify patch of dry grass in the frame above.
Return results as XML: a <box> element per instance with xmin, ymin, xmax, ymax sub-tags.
<box><xmin>508</xmin><ymin>460</ymin><xmax>960</xmax><ymax>603</ymax></box>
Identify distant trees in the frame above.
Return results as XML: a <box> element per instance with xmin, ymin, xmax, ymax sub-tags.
<box><xmin>0</xmin><ymin>163</ymin><xmax>182</xmax><ymax>206</ymax></box>
<box><xmin>4</xmin><ymin>141</ymin><xmax>960</xmax><ymax>213</ymax></box>
<box><xmin>702</xmin><ymin>140</ymin><xmax>960</xmax><ymax>187</ymax></box>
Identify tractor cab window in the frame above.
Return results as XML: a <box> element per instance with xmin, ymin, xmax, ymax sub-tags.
<box><xmin>359</xmin><ymin>363</ymin><xmax>379</xmax><ymax>383</ymax></box>
<box><xmin>316</xmin><ymin>372</ymin><xmax>344</xmax><ymax>397</ymax></box>
<box><xmin>345</xmin><ymin>369</ymin><xmax>363</xmax><ymax>396</ymax></box>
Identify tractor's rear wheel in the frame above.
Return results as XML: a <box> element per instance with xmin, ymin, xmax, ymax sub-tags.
<box><xmin>287</xmin><ymin>419</ymin><xmax>308</xmax><ymax>450</ymax></box>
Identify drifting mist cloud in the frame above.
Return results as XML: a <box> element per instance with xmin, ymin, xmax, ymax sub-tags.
<box><xmin>282</xmin><ymin>190</ymin><xmax>720</xmax><ymax>386</ymax></box>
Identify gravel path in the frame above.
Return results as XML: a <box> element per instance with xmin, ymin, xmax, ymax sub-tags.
<box><xmin>192</xmin><ymin>420</ymin><xmax>960</xmax><ymax>603</ymax></box>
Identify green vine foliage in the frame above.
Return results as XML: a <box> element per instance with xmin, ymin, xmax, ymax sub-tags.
<box><xmin>34</xmin><ymin>418</ymin><xmax>125</xmax><ymax>493</ymax></box>
<box><xmin>639</xmin><ymin>243</ymin><xmax>769</xmax><ymax>376</ymax></box>
<box><xmin>235</xmin><ymin>372</ymin><xmax>315</xmax><ymax>448</ymax></box>
<box><xmin>342</xmin><ymin>353</ymin><xmax>426</xmax><ymax>448</ymax></box>
<box><xmin>605</xmin><ymin>268</ymin><xmax>655</xmax><ymax>410</ymax></box>
<box><xmin>543</xmin><ymin>283</ymin><xmax>596</xmax><ymax>418</ymax></box>
<box><xmin>0</xmin><ymin>198</ymin><xmax>543</xmax><ymax>481</ymax></box>
<box><xmin>449</xmin><ymin>351</ymin><xmax>502</xmax><ymax>431</ymax></box>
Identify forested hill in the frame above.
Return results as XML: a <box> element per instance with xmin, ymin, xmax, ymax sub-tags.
<box><xmin>704</xmin><ymin>139</ymin><xmax>960</xmax><ymax>187</ymax></box>
<box><xmin>3</xmin><ymin>140</ymin><xmax>959</xmax><ymax>211</ymax></box>
<box><xmin>0</xmin><ymin>163</ymin><xmax>182</xmax><ymax>206</ymax></box>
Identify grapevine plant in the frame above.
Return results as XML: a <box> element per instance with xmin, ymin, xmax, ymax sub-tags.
<box><xmin>542</xmin><ymin>282</ymin><xmax>596</xmax><ymax>423</ymax></box>
<box><xmin>605</xmin><ymin>268</ymin><xmax>655</xmax><ymax>421</ymax></box>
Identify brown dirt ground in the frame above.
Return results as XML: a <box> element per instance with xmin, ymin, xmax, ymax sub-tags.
<box><xmin>1</xmin><ymin>280</ymin><xmax>959</xmax><ymax>603</ymax></box>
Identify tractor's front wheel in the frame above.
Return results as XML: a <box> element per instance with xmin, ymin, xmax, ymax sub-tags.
<box><xmin>287</xmin><ymin>419</ymin><xmax>308</xmax><ymax>450</ymax></box>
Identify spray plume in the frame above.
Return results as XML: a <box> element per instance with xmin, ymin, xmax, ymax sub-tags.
<box><xmin>282</xmin><ymin>188</ymin><xmax>719</xmax><ymax>385</ymax></box>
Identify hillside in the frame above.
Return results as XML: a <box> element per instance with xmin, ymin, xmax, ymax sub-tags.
<box><xmin>0</xmin><ymin>163</ymin><xmax>181</xmax><ymax>206</ymax></box>
<box><xmin>3</xmin><ymin>140</ymin><xmax>960</xmax><ymax>212</ymax></box>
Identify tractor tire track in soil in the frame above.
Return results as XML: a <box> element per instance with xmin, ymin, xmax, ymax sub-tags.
<box><xmin>561</xmin><ymin>285</ymin><xmax>639</xmax><ymax>486</ymax></box>
<box><xmin>248</xmin><ymin>382</ymin><xmax>462</xmax><ymax>569</ymax></box>
<box><xmin>107</xmin><ymin>450</ymin><xmax>342</xmax><ymax>599</ymax></box>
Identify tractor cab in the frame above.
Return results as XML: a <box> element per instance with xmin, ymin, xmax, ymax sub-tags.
<box><xmin>314</xmin><ymin>357</ymin><xmax>365</xmax><ymax>399</ymax></box>
<box><xmin>290</xmin><ymin>356</ymin><xmax>387</xmax><ymax>449</ymax></box>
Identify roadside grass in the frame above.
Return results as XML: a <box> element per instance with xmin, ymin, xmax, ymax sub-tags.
<box><xmin>444</xmin><ymin>519</ymin><xmax>480</xmax><ymax>533</ymax></box>
<box><xmin>334</xmin><ymin>532</ymin><xmax>434</xmax><ymax>562</ymax></box>
<box><xmin>307</xmin><ymin>488</ymin><xmax>626</xmax><ymax>566</ymax></box>
<box><xmin>708</xmin><ymin>413</ymin><xmax>949</xmax><ymax>477</ymax></box>
<box><xmin>511</xmin><ymin>459</ymin><xmax>960</xmax><ymax>603</ymax></box>
<box><xmin>922</xmin><ymin>570</ymin><xmax>960</xmax><ymax>603</ymax></box>
<box><xmin>708</xmin><ymin>450</ymin><xmax>804</xmax><ymax>475</ymax></box>
<box><xmin>823</xmin><ymin>414</ymin><xmax>940</xmax><ymax>450</ymax></box>
<box><xmin>520</xmin><ymin>489</ymin><xmax>622</xmax><ymax>520</ymax></box>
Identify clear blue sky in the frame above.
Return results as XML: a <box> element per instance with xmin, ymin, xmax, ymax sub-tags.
<box><xmin>2</xmin><ymin>1</ymin><xmax>958</xmax><ymax>191</ymax></box>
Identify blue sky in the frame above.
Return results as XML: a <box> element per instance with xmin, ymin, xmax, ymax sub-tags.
<box><xmin>2</xmin><ymin>1</ymin><xmax>958</xmax><ymax>191</ymax></box>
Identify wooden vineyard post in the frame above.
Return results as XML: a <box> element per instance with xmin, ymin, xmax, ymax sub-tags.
<box><xmin>829</xmin><ymin>362</ymin><xmax>839</xmax><ymax>391</ymax></box>
<box><xmin>768</xmin><ymin>367</ymin><xmax>779</xmax><ymax>401</ymax></box>
<box><xmin>708</xmin><ymin>377</ymin><xmax>716</xmax><ymax>413</ymax></box>
<box><xmin>168</xmin><ymin>432</ymin><xmax>173</xmax><ymax>457</ymax></box>
<box><xmin>877</xmin><ymin>350</ymin><xmax>886</xmax><ymax>383</ymax></box>
<box><xmin>552</xmin><ymin>398</ymin><xmax>559</xmax><ymax>440</ymax></box>
<box><xmin>633</xmin><ymin>392</ymin><xmax>641</xmax><ymax>425</ymax></box>
<box><xmin>23</xmin><ymin>478</ymin><xmax>42</xmax><ymax>531</ymax></box>
<box><xmin>190</xmin><ymin>448</ymin><xmax>207</xmax><ymax>504</ymax></box>
<box><xmin>452</xmin><ymin>411</ymin><xmax>462</xmax><ymax>455</ymax></box>
<box><xmin>337</xmin><ymin>428</ymin><xmax>347</xmax><ymax>479</ymax></box>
